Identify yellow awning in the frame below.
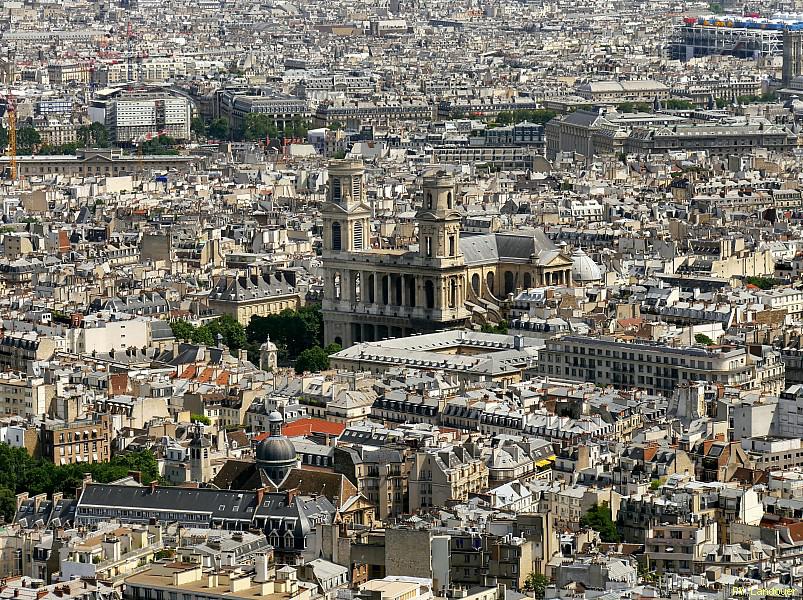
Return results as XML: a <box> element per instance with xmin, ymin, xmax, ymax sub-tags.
<box><xmin>547</xmin><ymin>455</ymin><xmax>557</xmax><ymax>461</ymax></box>
<box><xmin>535</xmin><ymin>459</ymin><xmax>551</xmax><ymax>467</ymax></box>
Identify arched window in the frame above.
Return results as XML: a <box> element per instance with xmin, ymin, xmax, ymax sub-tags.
<box><xmin>504</xmin><ymin>271</ymin><xmax>515</xmax><ymax>295</ymax></box>
<box><xmin>367</xmin><ymin>274</ymin><xmax>375</xmax><ymax>303</ymax></box>
<box><xmin>332</xmin><ymin>222</ymin><xmax>342</xmax><ymax>251</ymax></box>
<box><xmin>486</xmin><ymin>272</ymin><xmax>495</xmax><ymax>295</ymax></box>
<box><xmin>334</xmin><ymin>336</ymin><xmax>343</xmax><ymax>347</ymax></box>
<box><xmin>447</xmin><ymin>192</ymin><xmax>453</xmax><ymax>209</ymax></box>
<box><xmin>524</xmin><ymin>272</ymin><xmax>532</xmax><ymax>289</ymax></box>
<box><xmin>334</xmin><ymin>272</ymin><xmax>342</xmax><ymax>299</ymax></box>
<box><xmin>425</xmin><ymin>280</ymin><xmax>435</xmax><ymax>309</ymax></box>
<box><xmin>471</xmin><ymin>273</ymin><xmax>480</xmax><ymax>295</ymax></box>
<box><xmin>353</xmin><ymin>220</ymin><xmax>364</xmax><ymax>250</ymax></box>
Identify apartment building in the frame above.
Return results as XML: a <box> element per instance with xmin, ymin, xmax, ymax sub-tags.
<box><xmin>645</xmin><ymin>520</ymin><xmax>718</xmax><ymax>575</ymax></box>
<box><xmin>408</xmin><ymin>444</ymin><xmax>488</xmax><ymax>510</ymax></box>
<box><xmin>314</xmin><ymin>100</ymin><xmax>433</xmax><ymax>129</ymax></box>
<box><xmin>575</xmin><ymin>79</ymin><xmax>670</xmax><ymax>103</ymax></box>
<box><xmin>0</xmin><ymin>332</ymin><xmax>56</xmax><ymax>373</ymax></box>
<box><xmin>539</xmin><ymin>335</ymin><xmax>785</xmax><ymax>396</ymax></box>
<box><xmin>60</xmin><ymin>524</ymin><xmax>164</xmax><ymax>586</ymax></box>
<box><xmin>207</xmin><ymin>271</ymin><xmax>303</xmax><ymax>326</ymax></box>
<box><xmin>218</xmin><ymin>89</ymin><xmax>310</xmax><ymax>132</ymax></box>
<box><xmin>124</xmin><ymin>556</ymin><xmax>311</xmax><ymax>600</ymax></box>
<box><xmin>107</xmin><ymin>93</ymin><xmax>192</xmax><ymax>143</ymax></box>
<box><xmin>0</xmin><ymin>372</ymin><xmax>52</xmax><ymax>418</ymax></box>
<box><xmin>40</xmin><ymin>414</ymin><xmax>113</xmax><ymax>466</ymax></box>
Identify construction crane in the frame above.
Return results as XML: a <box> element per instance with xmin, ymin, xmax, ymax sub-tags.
<box><xmin>1</xmin><ymin>90</ymin><xmax>16</xmax><ymax>181</ymax></box>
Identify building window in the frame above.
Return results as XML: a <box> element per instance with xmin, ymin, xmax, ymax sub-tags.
<box><xmin>332</xmin><ymin>223</ymin><xmax>342</xmax><ymax>251</ymax></box>
<box><xmin>353</xmin><ymin>221</ymin><xmax>363</xmax><ymax>250</ymax></box>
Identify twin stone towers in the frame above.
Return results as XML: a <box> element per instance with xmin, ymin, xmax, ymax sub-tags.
<box><xmin>321</xmin><ymin>160</ymin><xmax>575</xmax><ymax>348</ymax></box>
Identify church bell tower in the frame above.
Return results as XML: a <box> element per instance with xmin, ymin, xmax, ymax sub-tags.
<box><xmin>322</xmin><ymin>159</ymin><xmax>371</xmax><ymax>255</ymax></box>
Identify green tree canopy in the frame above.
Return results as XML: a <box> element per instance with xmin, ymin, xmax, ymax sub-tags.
<box><xmin>170</xmin><ymin>317</ymin><xmax>247</xmax><ymax>351</ymax></box>
<box><xmin>580</xmin><ymin>503</ymin><xmax>620</xmax><ymax>543</ymax></box>
<box><xmin>78</xmin><ymin>123</ymin><xmax>110</xmax><ymax>148</ymax></box>
<box><xmin>141</xmin><ymin>134</ymin><xmax>179</xmax><ymax>155</ymax></box>
<box><xmin>694</xmin><ymin>333</ymin><xmax>714</xmax><ymax>346</ymax></box>
<box><xmin>243</xmin><ymin>113</ymin><xmax>279</xmax><ymax>141</ymax></box>
<box><xmin>17</xmin><ymin>127</ymin><xmax>41</xmax><ymax>154</ymax></box>
<box><xmin>191</xmin><ymin>116</ymin><xmax>206</xmax><ymax>137</ymax></box>
<box><xmin>191</xmin><ymin>413</ymin><xmax>211</xmax><ymax>425</ymax></box>
<box><xmin>481</xmin><ymin>322</ymin><xmax>508</xmax><ymax>334</ymax></box>
<box><xmin>207</xmin><ymin>118</ymin><xmax>229</xmax><ymax>140</ymax></box>
<box><xmin>294</xmin><ymin>345</ymin><xmax>331</xmax><ymax>374</ymax></box>
<box><xmin>523</xmin><ymin>573</ymin><xmax>549</xmax><ymax>598</ymax></box>
<box><xmin>246</xmin><ymin>305</ymin><xmax>323</xmax><ymax>362</ymax></box>
<box><xmin>0</xmin><ymin>444</ymin><xmax>161</xmax><ymax>521</ymax></box>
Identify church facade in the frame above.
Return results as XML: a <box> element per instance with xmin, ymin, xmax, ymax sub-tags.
<box><xmin>321</xmin><ymin>160</ymin><xmax>574</xmax><ymax>348</ymax></box>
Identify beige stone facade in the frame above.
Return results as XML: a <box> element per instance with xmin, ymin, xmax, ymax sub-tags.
<box><xmin>321</xmin><ymin>160</ymin><xmax>573</xmax><ymax>348</ymax></box>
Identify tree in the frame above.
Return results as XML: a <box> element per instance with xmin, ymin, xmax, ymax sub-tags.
<box><xmin>580</xmin><ymin>503</ymin><xmax>620</xmax><ymax>543</ymax></box>
<box><xmin>170</xmin><ymin>320</ymin><xmax>195</xmax><ymax>341</ymax></box>
<box><xmin>523</xmin><ymin>573</ymin><xmax>549</xmax><ymax>598</ymax></box>
<box><xmin>496</xmin><ymin>111</ymin><xmax>513</xmax><ymax>125</ymax></box>
<box><xmin>16</xmin><ymin>127</ymin><xmax>41</xmax><ymax>154</ymax></box>
<box><xmin>207</xmin><ymin>118</ymin><xmax>229</xmax><ymax>140</ymax></box>
<box><xmin>329</xmin><ymin>121</ymin><xmax>343</xmax><ymax>131</ymax></box>
<box><xmin>78</xmin><ymin>123</ymin><xmax>110</xmax><ymax>148</ymax></box>
<box><xmin>745</xmin><ymin>276</ymin><xmax>775</xmax><ymax>290</ymax></box>
<box><xmin>244</xmin><ymin>113</ymin><xmax>279</xmax><ymax>141</ymax></box>
<box><xmin>665</xmin><ymin>99</ymin><xmax>695</xmax><ymax>110</ymax></box>
<box><xmin>191</xmin><ymin>116</ymin><xmax>206</xmax><ymax>137</ymax></box>
<box><xmin>206</xmin><ymin>315</ymin><xmax>247</xmax><ymax>352</ymax></box>
<box><xmin>694</xmin><ymin>333</ymin><xmax>714</xmax><ymax>346</ymax></box>
<box><xmin>246</xmin><ymin>305</ymin><xmax>324</xmax><ymax>362</ymax></box>
<box><xmin>294</xmin><ymin>346</ymin><xmax>331</xmax><ymax>374</ymax></box>
<box><xmin>0</xmin><ymin>485</ymin><xmax>15</xmax><ymax>522</ymax></box>
<box><xmin>38</xmin><ymin>142</ymin><xmax>79</xmax><ymax>155</ymax></box>
<box><xmin>324</xmin><ymin>342</ymin><xmax>342</xmax><ymax>355</ymax></box>
<box><xmin>0</xmin><ymin>443</ymin><xmax>163</xmax><ymax>503</ymax></box>
<box><xmin>191</xmin><ymin>413</ymin><xmax>211</xmax><ymax>425</ymax></box>
<box><xmin>141</xmin><ymin>134</ymin><xmax>179</xmax><ymax>156</ymax></box>
<box><xmin>481</xmin><ymin>322</ymin><xmax>508</xmax><ymax>334</ymax></box>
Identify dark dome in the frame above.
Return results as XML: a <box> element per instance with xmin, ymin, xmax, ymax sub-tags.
<box><xmin>255</xmin><ymin>436</ymin><xmax>297</xmax><ymax>465</ymax></box>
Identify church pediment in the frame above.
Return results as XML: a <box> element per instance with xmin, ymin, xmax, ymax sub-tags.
<box><xmin>324</xmin><ymin>201</ymin><xmax>371</xmax><ymax>216</ymax></box>
<box><xmin>415</xmin><ymin>208</ymin><xmax>461</xmax><ymax>221</ymax></box>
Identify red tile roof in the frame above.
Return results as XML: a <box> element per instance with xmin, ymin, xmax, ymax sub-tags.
<box><xmin>283</xmin><ymin>418</ymin><xmax>345</xmax><ymax>437</ymax></box>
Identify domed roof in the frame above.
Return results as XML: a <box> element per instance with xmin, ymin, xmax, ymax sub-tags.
<box><xmin>256</xmin><ymin>436</ymin><xmax>297</xmax><ymax>464</ymax></box>
<box><xmin>256</xmin><ymin>410</ymin><xmax>297</xmax><ymax>465</ymax></box>
<box><xmin>571</xmin><ymin>248</ymin><xmax>603</xmax><ymax>283</ymax></box>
